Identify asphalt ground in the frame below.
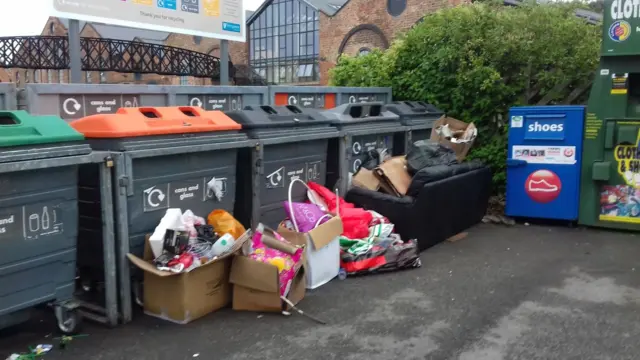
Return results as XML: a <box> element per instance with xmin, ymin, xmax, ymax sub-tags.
<box><xmin>2</xmin><ymin>223</ymin><xmax>640</xmax><ymax>360</ymax></box>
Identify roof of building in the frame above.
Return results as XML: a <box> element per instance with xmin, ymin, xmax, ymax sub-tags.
<box><xmin>305</xmin><ymin>0</ymin><xmax>350</xmax><ymax>16</ymax></box>
<box><xmin>247</xmin><ymin>0</ymin><xmax>350</xmax><ymax>25</ymax></box>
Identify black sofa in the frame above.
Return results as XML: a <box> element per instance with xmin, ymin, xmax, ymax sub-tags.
<box><xmin>345</xmin><ymin>161</ymin><xmax>492</xmax><ymax>252</ymax></box>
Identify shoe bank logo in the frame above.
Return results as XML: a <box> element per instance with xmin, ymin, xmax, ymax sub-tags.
<box><xmin>525</xmin><ymin>169</ymin><xmax>562</xmax><ymax>203</ymax></box>
<box><xmin>525</xmin><ymin>119</ymin><xmax>565</xmax><ymax>140</ymax></box>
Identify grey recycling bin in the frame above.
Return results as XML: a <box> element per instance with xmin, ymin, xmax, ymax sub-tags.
<box><xmin>225</xmin><ymin>105</ymin><xmax>340</xmax><ymax>229</ymax></box>
<box><xmin>0</xmin><ymin>110</ymin><xmax>93</xmax><ymax>333</ymax></box>
<box><xmin>321</xmin><ymin>102</ymin><xmax>403</xmax><ymax>195</ymax></box>
<box><xmin>385</xmin><ymin>101</ymin><xmax>444</xmax><ymax>154</ymax></box>
<box><xmin>22</xmin><ymin>84</ymin><xmax>171</xmax><ymax>121</ymax></box>
<box><xmin>0</xmin><ymin>83</ymin><xmax>17</xmax><ymax>110</ymax></box>
<box><xmin>70</xmin><ymin>106</ymin><xmax>251</xmax><ymax>323</ymax></box>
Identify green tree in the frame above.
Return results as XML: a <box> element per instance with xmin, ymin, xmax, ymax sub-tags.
<box><xmin>330</xmin><ymin>2</ymin><xmax>601</xmax><ymax>192</ymax></box>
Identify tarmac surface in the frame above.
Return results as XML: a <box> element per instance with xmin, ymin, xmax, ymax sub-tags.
<box><xmin>2</xmin><ymin>223</ymin><xmax>640</xmax><ymax>360</ymax></box>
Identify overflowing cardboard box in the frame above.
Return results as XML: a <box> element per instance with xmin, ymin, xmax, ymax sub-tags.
<box><xmin>126</xmin><ymin>234</ymin><xmax>247</xmax><ymax>324</ymax></box>
<box><xmin>431</xmin><ymin>116</ymin><xmax>478</xmax><ymax>162</ymax></box>
<box><xmin>229</xmin><ymin>255</ymin><xmax>306</xmax><ymax>312</ymax></box>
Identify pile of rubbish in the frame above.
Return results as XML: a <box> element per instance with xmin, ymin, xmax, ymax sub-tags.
<box><xmin>278</xmin><ymin>180</ymin><xmax>421</xmax><ymax>277</ymax></box>
<box><xmin>148</xmin><ymin>209</ymin><xmax>247</xmax><ymax>273</ymax></box>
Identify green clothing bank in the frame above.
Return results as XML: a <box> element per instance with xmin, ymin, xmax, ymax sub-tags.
<box><xmin>579</xmin><ymin>0</ymin><xmax>640</xmax><ymax>228</ymax></box>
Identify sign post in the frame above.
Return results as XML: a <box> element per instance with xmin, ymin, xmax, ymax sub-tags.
<box><xmin>68</xmin><ymin>19</ymin><xmax>82</xmax><ymax>84</ymax></box>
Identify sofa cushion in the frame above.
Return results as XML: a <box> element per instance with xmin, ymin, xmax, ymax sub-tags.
<box><xmin>406</xmin><ymin>160</ymin><xmax>486</xmax><ymax>197</ymax></box>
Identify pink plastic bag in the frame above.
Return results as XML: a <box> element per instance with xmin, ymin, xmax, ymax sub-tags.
<box><xmin>249</xmin><ymin>224</ymin><xmax>303</xmax><ymax>297</ymax></box>
<box><xmin>283</xmin><ymin>201</ymin><xmax>329</xmax><ymax>233</ymax></box>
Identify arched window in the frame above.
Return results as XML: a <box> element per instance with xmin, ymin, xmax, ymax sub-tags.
<box><xmin>49</xmin><ymin>22</ymin><xmax>55</xmax><ymax>34</ymax></box>
<box><xmin>358</xmin><ymin>47</ymin><xmax>371</xmax><ymax>56</ymax></box>
<box><xmin>387</xmin><ymin>0</ymin><xmax>406</xmax><ymax>16</ymax></box>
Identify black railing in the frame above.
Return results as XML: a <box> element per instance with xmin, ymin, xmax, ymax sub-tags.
<box><xmin>0</xmin><ymin>35</ymin><xmax>269</xmax><ymax>85</ymax></box>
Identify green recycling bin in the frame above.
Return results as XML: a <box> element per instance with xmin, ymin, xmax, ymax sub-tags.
<box><xmin>0</xmin><ymin>110</ymin><xmax>92</xmax><ymax>333</ymax></box>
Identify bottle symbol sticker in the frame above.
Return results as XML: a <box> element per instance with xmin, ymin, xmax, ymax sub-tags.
<box><xmin>42</xmin><ymin>206</ymin><xmax>50</xmax><ymax>230</ymax></box>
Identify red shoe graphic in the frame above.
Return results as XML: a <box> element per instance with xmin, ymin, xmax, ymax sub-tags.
<box><xmin>525</xmin><ymin>170</ymin><xmax>561</xmax><ymax>203</ymax></box>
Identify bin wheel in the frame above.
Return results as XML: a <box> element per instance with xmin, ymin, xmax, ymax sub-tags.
<box><xmin>56</xmin><ymin>308</ymin><xmax>82</xmax><ymax>335</ymax></box>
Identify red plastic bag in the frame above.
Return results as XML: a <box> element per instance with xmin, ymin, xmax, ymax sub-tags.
<box><xmin>307</xmin><ymin>182</ymin><xmax>353</xmax><ymax>214</ymax></box>
<box><xmin>306</xmin><ymin>182</ymin><xmax>371</xmax><ymax>239</ymax></box>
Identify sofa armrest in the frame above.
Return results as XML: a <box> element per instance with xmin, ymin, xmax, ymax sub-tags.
<box><xmin>410</xmin><ymin>166</ymin><xmax>492</xmax><ymax>250</ymax></box>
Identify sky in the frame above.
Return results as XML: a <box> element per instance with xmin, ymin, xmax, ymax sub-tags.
<box><xmin>0</xmin><ymin>0</ymin><xmax>266</xmax><ymax>37</ymax></box>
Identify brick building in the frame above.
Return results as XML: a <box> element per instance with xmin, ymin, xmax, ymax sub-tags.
<box><xmin>246</xmin><ymin>0</ymin><xmax>462</xmax><ymax>85</ymax></box>
<box><xmin>1</xmin><ymin>0</ymin><xmax>460</xmax><ymax>87</ymax></box>
<box><xmin>2</xmin><ymin>15</ymin><xmax>253</xmax><ymax>87</ymax></box>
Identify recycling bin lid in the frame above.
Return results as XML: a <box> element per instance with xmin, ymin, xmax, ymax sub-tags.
<box><xmin>224</xmin><ymin>105</ymin><xmax>332</xmax><ymax>129</ymax></box>
<box><xmin>70</xmin><ymin>106</ymin><xmax>242</xmax><ymax>138</ymax></box>
<box><xmin>322</xmin><ymin>102</ymin><xmax>400</xmax><ymax>125</ymax></box>
<box><xmin>0</xmin><ymin>110</ymin><xmax>85</xmax><ymax>148</ymax></box>
<box><xmin>385</xmin><ymin>101</ymin><xmax>443</xmax><ymax>119</ymax></box>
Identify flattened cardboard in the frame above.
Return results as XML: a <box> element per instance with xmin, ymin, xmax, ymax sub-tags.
<box><xmin>126</xmin><ymin>233</ymin><xmax>248</xmax><ymax>324</ymax></box>
<box><xmin>278</xmin><ymin>217</ymin><xmax>344</xmax><ymax>250</ymax></box>
<box><xmin>430</xmin><ymin>116</ymin><xmax>477</xmax><ymax>162</ymax></box>
<box><xmin>229</xmin><ymin>255</ymin><xmax>306</xmax><ymax>312</ymax></box>
<box><xmin>352</xmin><ymin>168</ymin><xmax>381</xmax><ymax>191</ymax></box>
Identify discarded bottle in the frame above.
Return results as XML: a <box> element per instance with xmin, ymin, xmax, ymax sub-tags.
<box><xmin>338</xmin><ymin>268</ymin><xmax>347</xmax><ymax>280</ymax></box>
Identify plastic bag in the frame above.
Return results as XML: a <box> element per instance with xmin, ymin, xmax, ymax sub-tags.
<box><xmin>306</xmin><ymin>182</ymin><xmax>371</xmax><ymax>239</ymax></box>
<box><xmin>406</xmin><ymin>140</ymin><xmax>458</xmax><ymax>174</ymax></box>
<box><xmin>207</xmin><ymin>209</ymin><xmax>246</xmax><ymax>240</ymax></box>
<box><xmin>340</xmin><ymin>239</ymin><xmax>421</xmax><ymax>276</ymax></box>
<box><xmin>284</xmin><ymin>201</ymin><xmax>330</xmax><ymax>233</ymax></box>
<box><xmin>182</xmin><ymin>210</ymin><xmax>206</xmax><ymax>241</ymax></box>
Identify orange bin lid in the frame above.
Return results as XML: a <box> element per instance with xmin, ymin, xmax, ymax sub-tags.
<box><xmin>70</xmin><ymin>106</ymin><xmax>242</xmax><ymax>138</ymax></box>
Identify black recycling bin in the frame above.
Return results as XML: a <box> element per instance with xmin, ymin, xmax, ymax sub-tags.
<box><xmin>321</xmin><ymin>102</ymin><xmax>403</xmax><ymax>195</ymax></box>
<box><xmin>225</xmin><ymin>105</ymin><xmax>340</xmax><ymax>229</ymax></box>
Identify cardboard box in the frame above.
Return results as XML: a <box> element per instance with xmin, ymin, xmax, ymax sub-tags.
<box><xmin>277</xmin><ymin>217</ymin><xmax>344</xmax><ymax>289</ymax></box>
<box><xmin>430</xmin><ymin>116</ymin><xmax>478</xmax><ymax>162</ymax></box>
<box><xmin>229</xmin><ymin>255</ymin><xmax>306</xmax><ymax>312</ymax></box>
<box><xmin>352</xmin><ymin>168</ymin><xmax>381</xmax><ymax>191</ymax></box>
<box><xmin>126</xmin><ymin>234</ymin><xmax>247</xmax><ymax>324</ymax></box>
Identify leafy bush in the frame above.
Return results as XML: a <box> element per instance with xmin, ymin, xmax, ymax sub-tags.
<box><xmin>330</xmin><ymin>2</ymin><xmax>601</xmax><ymax>192</ymax></box>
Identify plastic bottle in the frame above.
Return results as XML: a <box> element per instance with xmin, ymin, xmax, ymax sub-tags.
<box><xmin>212</xmin><ymin>233</ymin><xmax>235</xmax><ymax>256</ymax></box>
<box><xmin>338</xmin><ymin>268</ymin><xmax>347</xmax><ymax>280</ymax></box>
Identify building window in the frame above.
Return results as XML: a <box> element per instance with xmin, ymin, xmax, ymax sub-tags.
<box><xmin>248</xmin><ymin>0</ymin><xmax>321</xmax><ymax>84</ymax></box>
<box><xmin>25</xmin><ymin>71</ymin><xmax>30</xmax><ymax>83</ymax></box>
<box><xmin>134</xmin><ymin>73</ymin><xmax>142</xmax><ymax>81</ymax></box>
<box><xmin>47</xmin><ymin>70</ymin><xmax>52</xmax><ymax>83</ymax></box>
<box><xmin>59</xmin><ymin>70</ymin><xmax>66</xmax><ymax>83</ymax></box>
<box><xmin>193</xmin><ymin>36</ymin><xmax>202</xmax><ymax>45</ymax></box>
<box><xmin>15</xmin><ymin>72</ymin><xmax>20</xmax><ymax>86</ymax></box>
<box><xmin>387</xmin><ymin>0</ymin><xmax>406</xmax><ymax>16</ymax></box>
<box><xmin>180</xmin><ymin>76</ymin><xmax>189</xmax><ymax>85</ymax></box>
<box><xmin>86</xmin><ymin>72</ymin><xmax>92</xmax><ymax>83</ymax></box>
<box><xmin>35</xmin><ymin>70</ymin><xmax>41</xmax><ymax>83</ymax></box>
<box><xmin>358</xmin><ymin>47</ymin><xmax>371</xmax><ymax>56</ymax></box>
<box><xmin>100</xmin><ymin>72</ymin><xmax>107</xmax><ymax>83</ymax></box>
<box><xmin>49</xmin><ymin>22</ymin><xmax>55</xmax><ymax>34</ymax></box>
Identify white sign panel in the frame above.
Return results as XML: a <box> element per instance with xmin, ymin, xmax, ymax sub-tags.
<box><xmin>52</xmin><ymin>0</ymin><xmax>246</xmax><ymax>42</ymax></box>
<box><xmin>512</xmin><ymin>145</ymin><xmax>577</xmax><ymax>165</ymax></box>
